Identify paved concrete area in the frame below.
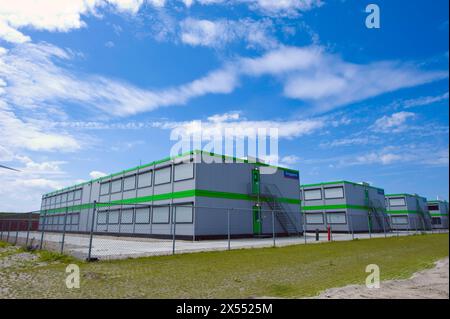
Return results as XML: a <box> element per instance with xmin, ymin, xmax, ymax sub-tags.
<box><xmin>1</xmin><ymin>229</ymin><xmax>447</xmax><ymax>260</ymax></box>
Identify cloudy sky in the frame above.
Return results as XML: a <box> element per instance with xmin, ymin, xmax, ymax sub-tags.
<box><xmin>0</xmin><ymin>0</ymin><xmax>448</xmax><ymax>211</ymax></box>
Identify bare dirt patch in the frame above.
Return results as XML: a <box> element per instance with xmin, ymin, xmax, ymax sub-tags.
<box><xmin>314</xmin><ymin>258</ymin><xmax>449</xmax><ymax>299</ymax></box>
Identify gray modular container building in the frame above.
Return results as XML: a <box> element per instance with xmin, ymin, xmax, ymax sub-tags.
<box><xmin>386</xmin><ymin>194</ymin><xmax>432</xmax><ymax>230</ymax></box>
<box><xmin>427</xmin><ymin>200</ymin><xmax>449</xmax><ymax>229</ymax></box>
<box><xmin>300</xmin><ymin>181</ymin><xmax>389</xmax><ymax>233</ymax></box>
<box><xmin>39</xmin><ymin>151</ymin><xmax>302</xmax><ymax>239</ymax></box>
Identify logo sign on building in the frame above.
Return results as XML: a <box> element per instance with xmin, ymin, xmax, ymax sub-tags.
<box><xmin>284</xmin><ymin>170</ymin><xmax>299</xmax><ymax>180</ymax></box>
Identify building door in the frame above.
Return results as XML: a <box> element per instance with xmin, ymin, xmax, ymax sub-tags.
<box><xmin>253</xmin><ymin>205</ymin><xmax>262</xmax><ymax>235</ymax></box>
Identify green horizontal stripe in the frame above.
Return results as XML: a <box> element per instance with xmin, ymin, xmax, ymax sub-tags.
<box><xmin>430</xmin><ymin>213</ymin><xmax>449</xmax><ymax>217</ymax></box>
<box><xmin>387</xmin><ymin>210</ymin><xmax>424</xmax><ymax>215</ymax></box>
<box><xmin>301</xmin><ymin>204</ymin><xmax>370</xmax><ymax>211</ymax></box>
<box><xmin>40</xmin><ymin>189</ymin><xmax>300</xmax><ymax>215</ymax></box>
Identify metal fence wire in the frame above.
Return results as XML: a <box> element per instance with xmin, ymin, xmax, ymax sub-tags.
<box><xmin>0</xmin><ymin>204</ymin><xmax>447</xmax><ymax>261</ymax></box>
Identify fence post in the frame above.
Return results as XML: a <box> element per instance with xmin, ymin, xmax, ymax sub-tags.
<box><xmin>382</xmin><ymin>215</ymin><xmax>387</xmax><ymax>238</ymax></box>
<box><xmin>272</xmin><ymin>210</ymin><xmax>275</xmax><ymax>248</ymax></box>
<box><xmin>14</xmin><ymin>220</ymin><xmax>18</xmax><ymax>245</ymax></box>
<box><xmin>39</xmin><ymin>211</ymin><xmax>47</xmax><ymax>250</ymax></box>
<box><xmin>172</xmin><ymin>205</ymin><xmax>177</xmax><ymax>255</ymax></box>
<box><xmin>303</xmin><ymin>211</ymin><xmax>307</xmax><ymax>244</ymax></box>
<box><xmin>0</xmin><ymin>221</ymin><xmax>3</xmax><ymax>240</ymax></box>
<box><xmin>87</xmin><ymin>201</ymin><xmax>97</xmax><ymax>261</ymax></box>
<box><xmin>25</xmin><ymin>212</ymin><xmax>32</xmax><ymax>247</ymax></box>
<box><xmin>368</xmin><ymin>215</ymin><xmax>372</xmax><ymax>239</ymax></box>
<box><xmin>227</xmin><ymin>209</ymin><xmax>231</xmax><ymax>251</ymax></box>
<box><xmin>7</xmin><ymin>220</ymin><xmax>11</xmax><ymax>243</ymax></box>
<box><xmin>60</xmin><ymin>207</ymin><xmax>68</xmax><ymax>254</ymax></box>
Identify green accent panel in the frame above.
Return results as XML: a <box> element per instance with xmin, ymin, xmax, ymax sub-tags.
<box><xmin>252</xmin><ymin>205</ymin><xmax>262</xmax><ymax>235</ymax></box>
<box><xmin>300</xmin><ymin>180</ymin><xmax>384</xmax><ymax>192</ymax></box>
<box><xmin>301</xmin><ymin>204</ymin><xmax>369</xmax><ymax>211</ymax></box>
<box><xmin>430</xmin><ymin>213</ymin><xmax>449</xmax><ymax>217</ymax></box>
<box><xmin>44</xmin><ymin>150</ymin><xmax>299</xmax><ymax>197</ymax></box>
<box><xmin>40</xmin><ymin>189</ymin><xmax>301</xmax><ymax>215</ymax></box>
<box><xmin>387</xmin><ymin>210</ymin><xmax>421</xmax><ymax>215</ymax></box>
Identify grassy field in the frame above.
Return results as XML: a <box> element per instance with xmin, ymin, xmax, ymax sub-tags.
<box><xmin>0</xmin><ymin>233</ymin><xmax>448</xmax><ymax>298</ymax></box>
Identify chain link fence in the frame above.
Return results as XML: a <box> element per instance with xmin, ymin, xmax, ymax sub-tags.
<box><xmin>1</xmin><ymin>205</ymin><xmax>447</xmax><ymax>261</ymax></box>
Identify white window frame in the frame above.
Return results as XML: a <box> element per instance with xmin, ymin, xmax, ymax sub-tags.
<box><xmin>306</xmin><ymin>213</ymin><xmax>324</xmax><ymax>225</ymax></box>
<box><xmin>135</xmin><ymin>207</ymin><xmax>151</xmax><ymax>224</ymax></box>
<box><xmin>391</xmin><ymin>215</ymin><xmax>409</xmax><ymax>225</ymax></box>
<box><xmin>74</xmin><ymin>189</ymin><xmax>82</xmax><ymax>200</ymax></box>
<box><xmin>152</xmin><ymin>206</ymin><xmax>170</xmax><ymax>224</ymax></box>
<box><xmin>108</xmin><ymin>210</ymin><xmax>120</xmax><ymax>224</ymax></box>
<box><xmin>138</xmin><ymin>170</ymin><xmax>152</xmax><ymax>188</ymax></box>
<box><xmin>97</xmin><ymin>211</ymin><xmax>108</xmax><ymax>225</ymax></box>
<box><xmin>304</xmin><ymin>188</ymin><xmax>322</xmax><ymax>201</ymax></box>
<box><xmin>123</xmin><ymin>175</ymin><xmax>136</xmax><ymax>191</ymax></box>
<box><xmin>120</xmin><ymin>208</ymin><xmax>134</xmax><ymax>224</ymax></box>
<box><xmin>174</xmin><ymin>162</ymin><xmax>194</xmax><ymax>182</ymax></box>
<box><xmin>324</xmin><ymin>187</ymin><xmax>344</xmax><ymax>199</ymax></box>
<box><xmin>175</xmin><ymin>204</ymin><xmax>194</xmax><ymax>224</ymax></box>
<box><xmin>389</xmin><ymin>197</ymin><xmax>406</xmax><ymax>207</ymax></box>
<box><xmin>110</xmin><ymin>179</ymin><xmax>122</xmax><ymax>194</ymax></box>
<box><xmin>100</xmin><ymin>182</ymin><xmax>110</xmax><ymax>195</ymax></box>
<box><xmin>154</xmin><ymin>166</ymin><xmax>172</xmax><ymax>185</ymax></box>
<box><xmin>326</xmin><ymin>212</ymin><xmax>347</xmax><ymax>224</ymax></box>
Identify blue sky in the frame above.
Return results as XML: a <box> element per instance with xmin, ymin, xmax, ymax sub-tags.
<box><xmin>0</xmin><ymin>0</ymin><xmax>448</xmax><ymax>211</ymax></box>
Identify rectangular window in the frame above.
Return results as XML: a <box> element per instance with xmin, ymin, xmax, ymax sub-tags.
<box><xmin>152</xmin><ymin>206</ymin><xmax>170</xmax><ymax>224</ymax></box>
<box><xmin>74</xmin><ymin>189</ymin><xmax>82</xmax><ymax>200</ymax></box>
<box><xmin>71</xmin><ymin>213</ymin><xmax>80</xmax><ymax>225</ymax></box>
<box><xmin>67</xmin><ymin>191</ymin><xmax>74</xmax><ymax>201</ymax></box>
<box><xmin>175</xmin><ymin>204</ymin><xmax>193</xmax><ymax>223</ymax></box>
<box><xmin>389</xmin><ymin>197</ymin><xmax>406</xmax><ymax>207</ymax></box>
<box><xmin>120</xmin><ymin>209</ymin><xmax>134</xmax><ymax>224</ymax></box>
<box><xmin>304</xmin><ymin>189</ymin><xmax>322</xmax><ymax>201</ymax></box>
<box><xmin>55</xmin><ymin>195</ymin><xmax>61</xmax><ymax>204</ymax></box>
<box><xmin>111</xmin><ymin>179</ymin><xmax>122</xmax><ymax>193</ymax></box>
<box><xmin>61</xmin><ymin>193</ymin><xmax>68</xmax><ymax>203</ymax></box>
<box><xmin>100</xmin><ymin>182</ymin><xmax>110</xmax><ymax>195</ymax></box>
<box><xmin>428</xmin><ymin>205</ymin><xmax>439</xmax><ymax>211</ymax></box>
<box><xmin>123</xmin><ymin>175</ymin><xmax>136</xmax><ymax>191</ymax></box>
<box><xmin>58</xmin><ymin>215</ymin><xmax>65</xmax><ymax>225</ymax></box>
<box><xmin>138</xmin><ymin>171</ymin><xmax>152</xmax><ymax>188</ymax></box>
<box><xmin>108</xmin><ymin>210</ymin><xmax>120</xmax><ymax>224</ymax></box>
<box><xmin>135</xmin><ymin>208</ymin><xmax>150</xmax><ymax>224</ymax></box>
<box><xmin>97</xmin><ymin>211</ymin><xmax>107</xmax><ymax>224</ymax></box>
<box><xmin>174</xmin><ymin>163</ymin><xmax>194</xmax><ymax>181</ymax></box>
<box><xmin>306</xmin><ymin>213</ymin><xmax>324</xmax><ymax>224</ymax></box>
<box><xmin>324</xmin><ymin>187</ymin><xmax>344</xmax><ymax>199</ymax></box>
<box><xmin>326</xmin><ymin>212</ymin><xmax>347</xmax><ymax>224</ymax></box>
<box><xmin>391</xmin><ymin>215</ymin><xmax>408</xmax><ymax>225</ymax></box>
<box><xmin>154</xmin><ymin>166</ymin><xmax>172</xmax><ymax>185</ymax></box>
<box><xmin>432</xmin><ymin>217</ymin><xmax>442</xmax><ymax>225</ymax></box>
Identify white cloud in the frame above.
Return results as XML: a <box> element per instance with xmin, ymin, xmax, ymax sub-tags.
<box><xmin>0</xmin><ymin>0</ymin><xmax>167</xmax><ymax>43</ymax></box>
<box><xmin>371</xmin><ymin>111</ymin><xmax>416</xmax><ymax>133</ymax></box>
<box><xmin>153</xmin><ymin>111</ymin><xmax>326</xmax><ymax>139</ymax></box>
<box><xmin>180</xmin><ymin>18</ymin><xmax>277</xmax><ymax>49</ymax></box>
<box><xmin>181</xmin><ymin>0</ymin><xmax>323</xmax><ymax>17</ymax></box>
<box><xmin>89</xmin><ymin>170</ymin><xmax>108</xmax><ymax>179</ymax></box>
<box><xmin>401</xmin><ymin>92</ymin><xmax>449</xmax><ymax>109</ymax></box>
<box><xmin>239</xmin><ymin>47</ymin><xmax>448</xmax><ymax>113</ymax></box>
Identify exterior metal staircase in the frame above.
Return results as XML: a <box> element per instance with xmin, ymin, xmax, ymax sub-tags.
<box><xmin>261</xmin><ymin>184</ymin><xmax>300</xmax><ymax>236</ymax></box>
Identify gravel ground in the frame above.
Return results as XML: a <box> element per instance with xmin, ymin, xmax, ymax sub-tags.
<box><xmin>315</xmin><ymin>258</ymin><xmax>449</xmax><ymax>299</ymax></box>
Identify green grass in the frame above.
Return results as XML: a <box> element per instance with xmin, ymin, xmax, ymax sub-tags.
<box><xmin>1</xmin><ymin>234</ymin><xmax>448</xmax><ymax>298</ymax></box>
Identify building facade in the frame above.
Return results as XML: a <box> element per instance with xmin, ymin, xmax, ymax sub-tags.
<box><xmin>386</xmin><ymin>194</ymin><xmax>432</xmax><ymax>230</ymax></box>
<box><xmin>427</xmin><ymin>200</ymin><xmax>449</xmax><ymax>229</ymax></box>
<box><xmin>300</xmin><ymin>181</ymin><xmax>389</xmax><ymax>233</ymax></box>
<box><xmin>39</xmin><ymin>151</ymin><xmax>302</xmax><ymax>239</ymax></box>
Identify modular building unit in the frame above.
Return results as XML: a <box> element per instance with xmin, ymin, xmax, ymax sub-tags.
<box><xmin>300</xmin><ymin>181</ymin><xmax>389</xmax><ymax>233</ymax></box>
<box><xmin>386</xmin><ymin>194</ymin><xmax>431</xmax><ymax>230</ymax></box>
<box><xmin>39</xmin><ymin>151</ymin><xmax>302</xmax><ymax>239</ymax></box>
<box><xmin>427</xmin><ymin>200</ymin><xmax>449</xmax><ymax>229</ymax></box>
